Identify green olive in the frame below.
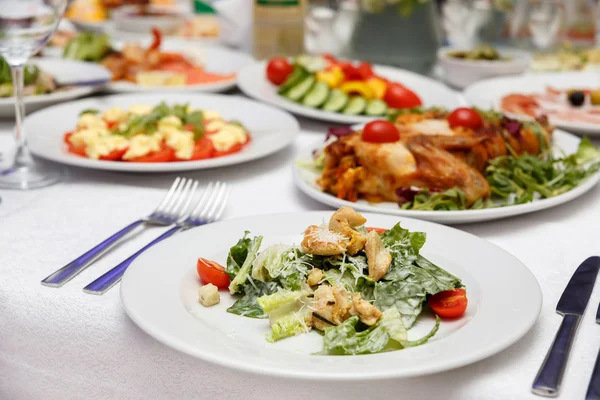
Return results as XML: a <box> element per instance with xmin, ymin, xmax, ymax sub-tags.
<box><xmin>591</xmin><ymin>90</ymin><xmax>600</xmax><ymax>106</ymax></box>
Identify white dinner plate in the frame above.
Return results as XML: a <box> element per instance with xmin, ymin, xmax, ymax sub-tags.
<box><xmin>463</xmin><ymin>72</ymin><xmax>600</xmax><ymax>135</ymax></box>
<box><xmin>237</xmin><ymin>61</ymin><xmax>463</xmax><ymax>124</ymax></box>
<box><xmin>0</xmin><ymin>58</ymin><xmax>110</xmax><ymax>118</ymax></box>
<box><xmin>121</xmin><ymin>211</ymin><xmax>542</xmax><ymax>380</ymax></box>
<box><xmin>293</xmin><ymin>130</ymin><xmax>600</xmax><ymax>224</ymax></box>
<box><xmin>105</xmin><ymin>39</ymin><xmax>254</xmax><ymax>94</ymax></box>
<box><xmin>26</xmin><ymin>93</ymin><xmax>299</xmax><ymax>172</ymax></box>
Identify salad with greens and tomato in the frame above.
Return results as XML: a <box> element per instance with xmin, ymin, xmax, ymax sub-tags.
<box><xmin>195</xmin><ymin>206</ymin><xmax>467</xmax><ymax>355</ymax></box>
<box><xmin>265</xmin><ymin>55</ymin><xmax>422</xmax><ymax>117</ymax></box>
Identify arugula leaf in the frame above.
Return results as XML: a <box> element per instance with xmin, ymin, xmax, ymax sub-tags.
<box><xmin>229</xmin><ymin>235</ymin><xmax>263</xmax><ymax>294</ymax></box>
<box><xmin>79</xmin><ymin>108</ymin><xmax>100</xmax><ymax>116</ymax></box>
<box><xmin>400</xmin><ymin>188</ymin><xmax>470</xmax><ymax>211</ymax></box>
<box><xmin>227</xmin><ymin>280</ymin><xmax>280</xmax><ymax>319</ymax></box>
<box><xmin>225</xmin><ymin>232</ymin><xmax>251</xmax><ymax>280</ymax></box>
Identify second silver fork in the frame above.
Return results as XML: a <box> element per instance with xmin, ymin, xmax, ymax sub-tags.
<box><xmin>83</xmin><ymin>182</ymin><xmax>231</xmax><ymax>295</ymax></box>
<box><xmin>41</xmin><ymin>177</ymin><xmax>198</xmax><ymax>287</ymax></box>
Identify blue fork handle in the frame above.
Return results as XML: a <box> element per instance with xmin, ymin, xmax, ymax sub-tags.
<box><xmin>586</xmin><ymin>342</ymin><xmax>600</xmax><ymax>399</ymax></box>
<box><xmin>82</xmin><ymin>226</ymin><xmax>182</xmax><ymax>295</ymax></box>
<box><xmin>41</xmin><ymin>219</ymin><xmax>145</xmax><ymax>287</ymax></box>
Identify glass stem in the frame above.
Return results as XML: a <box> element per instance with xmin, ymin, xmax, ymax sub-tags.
<box><xmin>11</xmin><ymin>65</ymin><xmax>31</xmax><ymax>168</ymax></box>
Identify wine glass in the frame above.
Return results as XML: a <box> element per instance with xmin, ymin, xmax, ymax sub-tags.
<box><xmin>0</xmin><ymin>0</ymin><xmax>67</xmax><ymax>190</ymax></box>
<box><xmin>509</xmin><ymin>0</ymin><xmax>564</xmax><ymax>50</ymax></box>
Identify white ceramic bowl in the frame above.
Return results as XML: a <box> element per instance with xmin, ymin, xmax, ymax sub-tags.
<box><xmin>438</xmin><ymin>47</ymin><xmax>531</xmax><ymax>89</ymax></box>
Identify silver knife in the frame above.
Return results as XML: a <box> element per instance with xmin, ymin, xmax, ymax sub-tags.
<box><xmin>532</xmin><ymin>256</ymin><xmax>600</xmax><ymax>397</ymax></box>
<box><xmin>585</xmin><ymin>303</ymin><xmax>600</xmax><ymax>400</ymax></box>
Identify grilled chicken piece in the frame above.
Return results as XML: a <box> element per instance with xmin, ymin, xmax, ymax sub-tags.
<box><xmin>328</xmin><ymin>206</ymin><xmax>367</xmax><ymax>255</ymax></box>
<box><xmin>349</xmin><ymin>293</ymin><xmax>382</xmax><ymax>326</ymax></box>
<box><xmin>365</xmin><ymin>230</ymin><xmax>392</xmax><ymax>281</ymax></box>
<box><xmin>407</xmin><ymin>141</ymin><xmax>490</xmax><ymax>206</ymax></box>
<box><xmin>301</xmin><ymin>225</ymin><xmax>349</xmax><ymax>256</ymax></box>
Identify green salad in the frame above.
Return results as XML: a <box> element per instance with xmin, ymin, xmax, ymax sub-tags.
<box><xmin>198</xmin><ymin>207</ymin><xmax>466</xmax><ymax>355</ymax></box>
<box><xmin>0</xmin><ymin>56</ymin><xmax>56</xmax><ymax>98</ymax></box>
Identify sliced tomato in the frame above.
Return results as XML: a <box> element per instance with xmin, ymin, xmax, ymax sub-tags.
<box><xmin>322</xmin><ymin>54</ymin><xmax>338</xmax><ymax>64</ymax></box>
<box><xmin>357</xmin><ymin>62</ymin><xmax>375</xmax><ymax>80</ymax></box>
<box><xmin>105</xmin><ymin>120</ymin><xmax>120</xmax><ymax>129</ymax></box>
<box><xmin>339</xmin><ymin>62</ymin><xmax>362</xmax><ymax>81</ymax></box>
<box><xmin>197</xmin><ymin>257</ymin><xmax>230</xmax><ymax>289</ymax></box>
<box><xmin>99</xmin><ymin>148</ymin><xmax>127</xmax><ymax>161</ymax></box>
<box><xmin>63</xmin><ymin>132</ymin><xmax>74</xmax><ymax>144</ymax></box>
<box><xmin>64</xmin><ymin>132</ymin><xmax>87</xmax><ymax>157</ymax></box>
<box><xmin>428</xmin><ymin>288</ymin><xmax>468</xmax><ymax>318</ymax></box>
<box><xmin>190</xmin><ymin>137</ymin><xmax>215</xmax><ymax>160</ymax></box>
<box><xmin>127</xmin><ymin>146</ymin><xmax>175</xmax><ymax>163</ymax></box>
<box><xmin>214</xmin><ymin>142</ymin><xmax>243</xmax><ymax>157</ymax></box>
<box><xmin>366</xmin><ymin>227</ymin><xmax>387</xmax><ymax>234</ymax></box>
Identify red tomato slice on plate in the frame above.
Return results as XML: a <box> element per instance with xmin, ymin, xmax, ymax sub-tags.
<box><xmin>99</xmin><ymin>148</ymin><xmax>127</xmax><ymax>161</ymax></box>
<box><xmin>366</xmin><ymin>227</ymin><xmax>387</xmax><ymax>234</ymax></box>
<box><xmin>197</xmin><ymin>258</ymin><xmax>230</xmax><ymax>289</ymax></box>
<box><xmin>428</xmin><ymin>288</ymin><xmax>468</xmax><ymax>318</ymax></box>
<box><xmin>127</xmin><ymin>146</ymin><xmax>175</xmax><ymax>163</ymax></box>
<box><xmin>190</xmin><ymin>137</ymin><xmax>215</xmax><ymax>160</ymax></box>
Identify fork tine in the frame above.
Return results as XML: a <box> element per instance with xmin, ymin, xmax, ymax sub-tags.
<box><xmin>158</xmin><ymin>177</ymin><xmax>188</xmax><ymax>217</ymax></box>
<box><xmin>189</xmin><ymin>182</ymin><xmax>214</xmax><ymax>217</ymax></box>
<box><xmin>168</xmin><ymin>178</ymin><xmax>195</xmax><ymax>219</ymax></box>
<box><xmin>153</xmin><ymin>177</ymin><xmax>181</xmax><ymax>214</ymax></box>
<box><xmin>209</xmin><ymin>185</ymin><xmax>231</xmax><ymax>222</ymax></box>
<box><xmin>199</xmin><ymin>182</ymin><xmax>226</xmax><ymax>221</ymax></box>
<box><xmin>178</xmin><ymin>180</ymin><xmax>199</xmax><ymax>219</ymax></box>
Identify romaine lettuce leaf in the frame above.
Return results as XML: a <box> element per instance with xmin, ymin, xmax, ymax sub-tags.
<box><xmin>374</xmin><ymin>279</ymin><xmax>427</xmax><ymax>328</ymax></box>
<box><xmin>378</xmin><ymin>306</ymin><xmax>408</xmax><ymax>345</ymax></box>
<box><xmin>575</xmin><ymin>137</ymin><xmax>600</xmax><ymax>165</ymax></box>
<box><xmin>251</xmin><ymin>245</ymin><xmax>311</xmax><ymax>291</ymax></box>
<box><xmin>226</xmin><ymin>280</ymin><xmax>280</xmax><ymax>319</ymax></box>
<box><xmin>229</xmin><ymin>235</ymin><xmax>263</xmax><ymax>294</ymax></box>
<box><xmin>257</xmin><ymin>289</ymin><xmax>312</xmax><ymax>342</ymax></box>
<box><xmin>321</xmin><ymin>316</ymin><xmax>390</xmax><ymax>355</ymax></box>
<box><xmin>381</xmin><ymin>223</ymin><xmax>426</xmax><ymax>281</ymax></box>
<box><xmin>226</xmin><ymin>232</ymin><xmax>251</xmax><ymax>280</ymax></box>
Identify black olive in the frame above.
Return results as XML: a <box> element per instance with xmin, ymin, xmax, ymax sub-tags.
<box><xmin>568</xmin><ymin>91</ymin><xmax>585</xmax><ymax>107</ymax></box>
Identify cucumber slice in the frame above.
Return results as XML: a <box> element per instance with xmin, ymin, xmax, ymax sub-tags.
<box><xmin>322</xmin><ymin>89</ymin><xmax>349</xmax><ymax>113</ymax></box>
<box><xmin>284</xmin><ymin>76</ymin><xmax>316</xmax><ymax>102</ymax></box>
<box><xmin>295</xmin><ymin>55</ymin><xmax>327</xmax><ymax>73</ymax></box>
<box><xmin>302</xmin><ymin>82</ymin><xmax>330</xmax><ymax>108</ymax></box>
<box><xmin>342</xmin><ymin>96</ymin><xmax>368</xmax><ymax>115</ymax></box>
<box><xmin>365</xmin><ymin>99</ymin><xmax>388</xmax><ymax>116</ymax></box>
<box><xmin>277</xmin><ymin>66</ymin><xmax>308</xmax><ymax>94</ymax></box>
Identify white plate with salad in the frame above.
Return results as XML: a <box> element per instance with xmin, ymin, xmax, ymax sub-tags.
<box><xmin>121</xmin><ymin>208</ymin><xmax>541</xmax><ymax>380</ymax></box>
<box><xmin>292</xmin><ymin>107</ymin><xmax>600</xmax><ymax>225</ymax></box>
<box><xmin>25</xmin><ymin>93</ymin><xmax>299</xmax><ymax>172</ymax></box>
<box><xmin>0</xmin><ymin>58</ymin><xmax>110</xmax><ymax>118</ymax></box>
<box><xmin>237</xmin><ymin>55</ymin><xmax>462</xmax><ymax>124</ymax></box>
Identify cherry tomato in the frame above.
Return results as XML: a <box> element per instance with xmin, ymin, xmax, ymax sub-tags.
<box><xmin>357</xmin><ymin>62</ymin><xmax>374</xmax><ymax>80</ymax></box>
<box><xmin>127</xmin><ymin>146</ymin><xmax>175</xmax><ymax>163</ymax></box>
<box><xmin>428</xmin><ymin>288</ymin><xmax>468</xmax><ymax>318</ymax></box>
<box><xmin>190</xmin><ymin>137</ymin><xmax>215</xmax><ymax>160</ymax></box>
<box><xmin>362</xmin><ymin>120</ymin><xmax>400</xmax><ymax>143</ymax></box>
<box><xmin>99</xmin><ymin>148</ymin><xmax>127</xmax><ymax>161</ymax></box>
<box><xmin>366</xmin><ymin>227</ymin><xmax>387</xmax><ymax>234</ymax></box>
<box><xmin>266</xmin><ymin>57</ymin><xmax>293</xmax><ymax>85</ymax></box>
<box><xmin>447</xmin><ymin>107</ymin><xmax>484</xmax><ymax>130</ymax></box>
<box><xmin>197</xmin><ymin>258</ymin><xmax>230</xmax><ymax>289</ymax></box>
<box><xmin>383</xmin><ymin>83</ymin><xmax>422</xmax><ymax>109</ymax></box>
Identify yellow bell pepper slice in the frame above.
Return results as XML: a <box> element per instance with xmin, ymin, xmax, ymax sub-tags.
<box><xmin>316</xmin><ymin>66</ymin><xmax>344</xmax><ymax>88</ymax></box>
<box><xmin>340</xmin><ymin>81</ymin><xmax>374</xmax><ymax>100</ymax></box>
<box><xmin>367</xmin><ymin>78</ymin><xmax>388</xmax><ymax>100</ymax></box>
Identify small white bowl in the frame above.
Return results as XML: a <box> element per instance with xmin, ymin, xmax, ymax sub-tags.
<box><xmin>438</xmin><ymin>47</ymin><xmax>531</xmax><ymax>89</ymax></box>
<box><xmin>112</xmin><ymin>5</ymin><xmax>186</xmax><ymax>35</ymax></box>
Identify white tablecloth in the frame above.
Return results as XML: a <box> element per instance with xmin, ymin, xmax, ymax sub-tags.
<box><xmin>2</xmin><ymin>108</ymin><xmax>600</xmax><ymax>400</ymax></box>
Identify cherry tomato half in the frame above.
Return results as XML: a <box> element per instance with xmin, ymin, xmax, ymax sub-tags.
<box><xmin>189</xmin><ymin>137</ymin><xmax>215</xmax><ymax>160</ymax></box>
<box><xmin>447</xmin><ymin>107</ymin><xmax>484</xmax><ymax>130</ymax></box>
<box><xmin>127</xmin><ymin>146</ymin><xmax>175</xmax><ymax>163</ymax></box>
<box><xmin>383</xmin><ymin>83</ymin><xmax>422</xmax><ymax>109</ymax></box>
<box><xmin>362</xmin><ymin>120</ymin><xmax>400</xmax><ymax>143</ymax></box>
<box><xmin>428</xmin><ymin>288</ymin><xmax>468</xmax><ymax>318</ymax></box>
<box><xmin>266</xmin><ymin>57</ymin><xmax>293</xmax><ymax>85</ymax></box>
<box><xmin>197</xmin><ymin>258</ymin><xmax>230</xmax><ymax>289</ymax></box>
<box><xmin>366</xmin><ymin>227</ymin><xmax>387</xmax><ymax>234</ymax></box>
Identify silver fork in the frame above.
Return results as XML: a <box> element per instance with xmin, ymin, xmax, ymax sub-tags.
<box><xmin>82</xmin><ymin>182</ymin><xmax>231</xmax><ymax>295</ymax></box>
<box><xmin>41</xmin><ymin>177</ymin><xmax>199</xmax><ymax>287</ymax></box>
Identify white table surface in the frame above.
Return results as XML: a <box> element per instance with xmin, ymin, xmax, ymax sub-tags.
<box><xmin>1</xmin><ymin>99</ymin><xmax>600</xmax><ymax>400</ymax></box>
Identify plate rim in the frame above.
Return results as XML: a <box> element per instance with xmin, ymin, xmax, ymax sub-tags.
<box><xmin>120</xmin><ymin>210</ymin><xmax>542</xmax><ymax>380</ymax></box>
<box><xmin>292</xmin><ymin>130</ymin><xmax>600</xmax><ymax>224</ymax></box>
<box><xmin>25</xmin><ymin>92</ymin><xmax>300</xmax><ymax>172</ymax></box>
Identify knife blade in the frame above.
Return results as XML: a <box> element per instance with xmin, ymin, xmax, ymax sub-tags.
<box><xmin>585</xmin><ymin>304</ymin><xmax>600</xmax><ymax>400</ymax></box>
<box><xmin>532</xmin><ymin>256</ymin><xmax>600</xmax><ymax>397</ymax></box>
